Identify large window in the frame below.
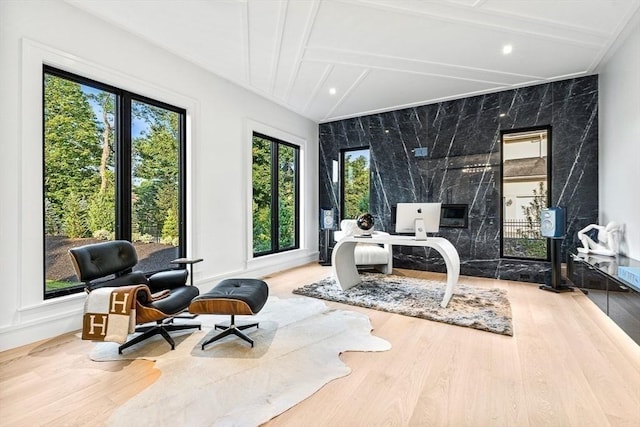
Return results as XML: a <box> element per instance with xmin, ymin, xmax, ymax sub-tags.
<box><xmin>252</xmin><ymin>132</ymin><xmax>299</xmax><ymax>256</ymax></box>
<box><xmin>43</xmin><ymin>66</ymin><xmax>186</xmax><ymax>298</ymax></box>
<box><xmin>501</xmin><ymin>127</ymin><xmax>550</xmax><ymax>260</ymax></box>
<box><xmin>341</xmin><ymin>147</ymin><xmax>370</xmax><ymax>220</ymax></box>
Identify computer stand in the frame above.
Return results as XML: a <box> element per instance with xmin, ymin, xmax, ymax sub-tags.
<box><xmin>414</xmin><ymin>218</ymin><xmax>427</xmax><ymax>241</ymax></box>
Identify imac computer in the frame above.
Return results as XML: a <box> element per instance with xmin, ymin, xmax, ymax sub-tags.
<box><xmin>394</xmin><ymin>202</ymin><xmax>442</xmax><ymax>240</ymax></box>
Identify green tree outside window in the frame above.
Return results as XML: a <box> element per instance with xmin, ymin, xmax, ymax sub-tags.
<box><xmin>252</xmin><ymin>133</ymin><xmax>299</xmax><ymax>256</ymax></box>
<box><xmin>43</xmin><ymin>69</ymin><xmax>185</xmax><ymax>297</ymax></box>
<box><xmin>342</xmin><ymin>149</ymin><xmax>370</xmax><ymax>220</ymax></box>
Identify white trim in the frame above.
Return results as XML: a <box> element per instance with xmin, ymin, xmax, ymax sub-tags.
<box><xmin>197</xmin><ymin>249</ymin><xmax>318</xmax><ymax>292</ymax></box>
<box><xmin>0</xmin><ymin>310</ymin><xmax>83</xmax><ymax>352</ymax></box>
<box><xmin>16</xmin><ymin>38</ymin><xmax>199</xmax><ymax>333</ymax></box>
<box><xmin>17</xmin><ymin>292</ymin><xmax>86</xmax><ymax>313</ymax></box>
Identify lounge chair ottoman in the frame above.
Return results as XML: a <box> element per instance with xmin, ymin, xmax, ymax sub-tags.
<box><xmin>188</xmin><ymin>278</ymin><xmax>269</xmax><ymax>349</ymax></box>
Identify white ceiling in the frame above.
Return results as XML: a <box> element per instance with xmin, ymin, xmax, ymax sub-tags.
<box><xmin>67</xmin><ymin>0</ymin><xmax>640</xmax><ymax>123</ymax></box>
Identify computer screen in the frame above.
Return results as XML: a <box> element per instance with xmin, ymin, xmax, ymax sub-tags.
<box><xmin>440</xmin><ymin>204</ymin><xmax>468</xmax><ymax>228</ymax></box>
<box><xmin>394</xmin><ymin>203</ymin><xmax>442</xmax><ymax>235</ymax></box>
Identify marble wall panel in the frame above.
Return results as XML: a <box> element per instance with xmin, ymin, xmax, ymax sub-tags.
<box><xmin>319</xmin><ymin>75</ymin><xmax>599</xmax><ymax>283</ymax></box>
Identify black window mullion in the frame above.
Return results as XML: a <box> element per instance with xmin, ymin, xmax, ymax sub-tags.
<box><xmin>116</xmin><ymin>95</ymin><xmax>132</xmax><ymax>241</ymax></box>
<box><xmin>339</xmin><ymin>152</ymin><xmax>346</xmax><ymax>221</ymax></box>
<box><xmin>293</xmin><ymin>147</ymin><xmax>300</xmax><ymax>248</ymax></box>
<box><xmin>270</xmin><ymin>140</ymin><xmax>279</xmax><ymax>252</ymax></box>
<box><xmin>177</xmin><ymin>111</ymin><xmax>187</xmax><ymax>258</ymax></box>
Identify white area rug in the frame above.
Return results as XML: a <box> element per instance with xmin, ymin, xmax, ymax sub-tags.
<box><xmin>90</xmin><ymin>296</ymin><xmax>390</xmax><ymax>426</ymax></box>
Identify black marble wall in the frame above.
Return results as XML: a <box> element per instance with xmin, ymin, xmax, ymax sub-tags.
<box><xmin>319</xmin><ymin>75</ymin><xmax>599</xmax><ymax>284</ymax></box>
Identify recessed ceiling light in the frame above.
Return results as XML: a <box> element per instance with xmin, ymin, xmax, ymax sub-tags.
<box><xmin>502</xmin><ymin>44</ymin><xmax>513</xmax><ymax>55</ymax></box>
<box><xmin>329</xmin><ymin>87</ymin><xmax>337</xmax><ymax>95</ymax></box>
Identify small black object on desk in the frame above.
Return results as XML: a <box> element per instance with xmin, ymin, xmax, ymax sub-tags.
<box><xmin>170</xmin><ymin>257</ymin><xmax>203</xmax><ymax>287</ymax></box>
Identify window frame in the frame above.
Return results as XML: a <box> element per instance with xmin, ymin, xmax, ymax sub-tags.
<box><xmin>42</xmin><ymin>65</ymin><xmax>187</xmax><ymax>299</ymax></box>
<box><xmin>499</xmin><ymin>125</ymin><xmax>552</xmax><ymax>261</ymax></box>
<box><xmin>251</xmin><ymin>131</ymin><xmax>300</xmax><ymax>257</ymax></box>
<box><xmin>340</xmin><ymin>146</ymin><xmax>371</xmax><ymax>221</ymax></box>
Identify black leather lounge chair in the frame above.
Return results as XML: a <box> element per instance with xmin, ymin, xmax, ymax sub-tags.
<box><xmin>69</xmin><ymin>240</ymin><xmax>200</xmax><ymax>354</ymax></box>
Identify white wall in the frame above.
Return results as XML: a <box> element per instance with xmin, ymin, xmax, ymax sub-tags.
<box><xmin>503</xmin><ymin>181</ymin><xmax>547</xmax><ymax>220</ymax></box>
<box><xmin>0</xmin><ymin>0</ymin><xmax>319</xmax><ymax>351</ymax></box>
<box><xmin>598</xmin><ymin>12</ymin><xmax>640</xmax><ymax>259</ymax></box>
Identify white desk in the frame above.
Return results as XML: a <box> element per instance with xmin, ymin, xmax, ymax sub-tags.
<box><xmin>332</xmin><ymin>234</ymin><xmax>460</xmax><ymax>308</ymax></box>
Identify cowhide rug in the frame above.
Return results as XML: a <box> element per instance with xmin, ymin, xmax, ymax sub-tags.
<box><xmin>293</xmin><ymin>273</ymin><xmax>514</xmax><ymax>336</ymax></box>
<box><xmin>90</xmin><ymin>296</ymin><xmax>391</xmax><ymax>426</ymax></box>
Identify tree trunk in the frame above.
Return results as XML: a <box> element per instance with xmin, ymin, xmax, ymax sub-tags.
<box><xmin>99</xmin><ymin>106</ymin><xmax>111</xmax><ymax>194</ymax></box>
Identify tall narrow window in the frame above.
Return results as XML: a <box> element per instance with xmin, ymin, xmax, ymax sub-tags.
<box><xmin>131</xmin><ymin>100</ymin><xmax>183</xmax><ymax>268</ymax></box>
<box><xmin>501</xmin><ymin>127</ymin><xmax>550</xmax><ymax>260</ymax></box>
<box><xmin>252</xmin><ymin>132</ymin><xmax>299</xmax><ymax>256</ymax></box>
<box><xmin>341</xmin><ymin>147</ymin><xmax>370</xmax><ymax>219</ymax></box>
<box><xmin>43</xmin><ymin>66</ymin><xmax>186</xmax><ymax>298</ymax></box>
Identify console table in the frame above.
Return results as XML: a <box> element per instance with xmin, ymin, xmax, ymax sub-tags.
<box><xmin>332</xmin><ymin>234</ymin><xmax>460</xmax><ymax>308</ymax></box>
<box><xmin>567</xmin><ymin>252</ymin><xmax>640</xmax><ymax>345</ymax></box>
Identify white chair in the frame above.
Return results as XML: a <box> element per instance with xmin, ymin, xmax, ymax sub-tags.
<box><xmin>333</xmin><ymin>219</ymin><xmax>393</xmax><ymax>274</ymax></box>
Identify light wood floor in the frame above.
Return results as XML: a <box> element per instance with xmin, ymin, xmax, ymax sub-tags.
<box><xmin>1</xmin><ymin>264</ymin><xmax>639</xmax><ymax>426</ymax></box>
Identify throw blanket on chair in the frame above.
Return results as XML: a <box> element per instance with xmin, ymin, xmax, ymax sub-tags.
<box><xmin>82</xmin><ymin>285</ymin><xmax>147</xmax><ymax>344</ymax></box>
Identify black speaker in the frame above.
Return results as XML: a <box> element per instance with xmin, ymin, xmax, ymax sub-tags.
<box><xmin>540</xmin><ymin>207</ymin><xmax>566</xmax><ymax>238</ymax></box>
<box><xmin>320</xmin><ymin>208</ymin><xmax>335</xmax><ymax>230</ymax></box>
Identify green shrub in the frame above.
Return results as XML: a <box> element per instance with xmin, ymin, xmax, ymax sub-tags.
<box><xmin>62</xmin><ymin>192</ymin><xmax>89</xmax><ymax>238</ymax></box>
<box><xmin>44</xmin><ymin>198</ymin><xmax>61</xmax><ymax>235</ymax></box>
<box><xmin>87</xmin><ymin>191</ymin><xmax>114</xmax><ymax>233</ymax></box>
<box><xmin>132</xmin><ymin>233</ymin><xmax>155</xmax><ymax>244</ymax></box>
<box><xmin>161</xmin><ymin>207</ymin><xmax>178</xmax><ymax>243</ymax></box>
<box><xmin>92</xmin><ymin>229</ymin><xmax>114</xmax><ymax>240</ymax></box>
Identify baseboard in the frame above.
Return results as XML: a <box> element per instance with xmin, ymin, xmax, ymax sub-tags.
<box><xmin>0</xmin><ymin>251</ymin><xmax>319</xmax><ymax>352</ymax></box>
<box><xmin>0</xmin><ymin>308</ymin><xmax>83</xmax><ymax>352</ymax></box>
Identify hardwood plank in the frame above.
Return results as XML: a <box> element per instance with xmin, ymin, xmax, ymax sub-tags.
<box><xmin>1</xmin><ymin>264</ymin><xmax>638</xmax><ymax>427</ymax></box>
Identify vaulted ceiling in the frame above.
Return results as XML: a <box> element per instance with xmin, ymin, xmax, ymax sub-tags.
<box><xmin>67</xmin><ymin>0</ymin><xmax>640</xmax><ymax>123</ymax></box>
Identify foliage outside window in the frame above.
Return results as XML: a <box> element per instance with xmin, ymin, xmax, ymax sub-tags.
<box><xmin>252</xmin><ymin>133</ymin><xmax>299</xmax><ymax>256</ymax></box>
<box><xmin>43</xmin><ymin>67</ymin><xmax>185</xmax><ymax>298</ymax></box>
<box><xmin>341</xmin><ymin>148</ymin><xmax>370</xmax><ymax>219</ymax></box>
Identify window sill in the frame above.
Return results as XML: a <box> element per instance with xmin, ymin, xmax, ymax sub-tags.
<box><xmin>19</xmin><ymin>291</ymin><xmax>86</xmax><ymax>313</ymax></box>
<box><xmin>246</xmin><ymin>248</ymin><xmax>316</xmax><ymax>273</ymax></box>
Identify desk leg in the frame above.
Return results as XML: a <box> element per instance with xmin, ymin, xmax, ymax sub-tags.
<box><xmin>332</xmin><ymin>240</ymin><xmax>361</xmax><ymax>291</ymax></box>
<box><xmin>429</xmin><ymin>239</ymin><xmax>461</xmax><ymax>308</ymax></box>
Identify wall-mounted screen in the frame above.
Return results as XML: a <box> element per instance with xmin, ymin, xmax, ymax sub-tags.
<box><xmin>440</xmin><ymin>204</ymin><xmax>469</xmax><ymax>228</ymax></box>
